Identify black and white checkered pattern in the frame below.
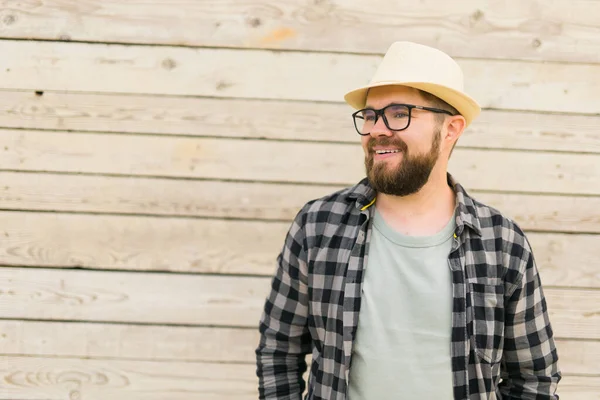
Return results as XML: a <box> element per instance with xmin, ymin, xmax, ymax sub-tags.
<box><xmin>256</xmin><ymin>175</ymin><xmax>561</xmax><ymax>399</ymax></box>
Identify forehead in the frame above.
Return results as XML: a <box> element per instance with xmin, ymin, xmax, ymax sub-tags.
<box><xmin>365</xmin><ymin>85</ymin><xmax>423</xmax><ymax>108</ymax></box>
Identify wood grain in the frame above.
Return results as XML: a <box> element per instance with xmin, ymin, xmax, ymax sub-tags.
<box><xmin>0</xmin><ymin>0</ymin><xmax>599</xmax><ymax>64</ymax></box>
<box><xmin>0</xmin><ymin>91</ymin><xmax>598</xmax><ymax>153</ymax></box>
<box><xmin>527</xmin><ymin>233</ymin><xmax>600</xmax><ymax>289</ymax></box>
<box><xmin>1</xmin><ymin>320</ymin><xmax>598</xmax><ymax>375</ymax></box>
<box><xmin>1</xmin><ymin>40</ymin><xmax>599</xmax><ymax>114</ymax></box>
<box><xmin>0</xmin><ymin>267</ymin><xmax>271</xmax><ymax>327</ymax></box>
<box><xmin>0</xmin><ymin>211</ymin><xmax>286</xmax><ymax>275</ymax></box>
<box><xmin>472</xmin><ymin>192</ymin><xmax>600</xmax><ymax>234</ymax></box>
<box><xmin>0</xmin><ymin>4</ymin><xmax>596</xmax><ymax>397</ymax></box>
<box><xmin>1</xmin><ymin>355</ymin><xmax>594</xmax><ymax>400</ymax></box>
<box><xmin>0</xmin><ymin>320</ymin><xmax>257</xmax><ymax>363</ymax></box>
<box><xmin>1</xmin><ymin>130</ymin><xmax>599</xmax><ymax>195</ymax></box>
<box><xmin>0</xmin><ymin>211</ymin><xmax>597</xmax><ymax>288</ymax></box>
<box><xmin>557</xmin><ymin>376</ymin><xmax>600</xmax><ymax>400</ymax></box>
<box><xmin>0</xmin><ymin>172</ymin><xmax>599</xmax><ymax>233</ymax></box>
<box><xmin>544</xmin><ymin>289</ymin><xmax>600</xmax><ymax>340</ymax></box>
<box><xmin>0</xmin><ymin>356</ymin><xmax>257</xmax><ymax>400</ymax></box>
<box><xmin>1</xmin><ymin>267</ymin><xmax>599</xmax><ymax>339</ymax></box>
<box><xmin>556</xmin><ymin>339</ymin><xmax>600</xmax><ymax>376</ymax></box>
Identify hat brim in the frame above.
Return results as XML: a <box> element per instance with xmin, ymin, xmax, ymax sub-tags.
<box><xmin>344</xmin><ymin>81</ymin><xmax>481</xmax><ymax>127</ymax></box>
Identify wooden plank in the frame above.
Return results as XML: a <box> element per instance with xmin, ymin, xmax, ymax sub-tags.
<box><xmin>472</xmin><ymin>192</ymin><xmax>600</xmax><ymax>234</ymax></box>
<box><xmin>1</xmin><ymin>130</ymin><xmax>599</xmax><ymax>195</ymax></box>
<box><xmin>0</xmin><ymin>211</ymin><xmax>286</xmax><ymax>276</ymax></box>
<box><xmin>1</xmin><ymin>172</ymin><xmax>599</xmax><ymax>234</ymax></box>
<box><xmin>0</xmin><ymin>40</ymin><xmax>599</xmax><ymax>114</ymax></box>
<box><xmin>0</xmin><ymin>356</ymin><xmax>596</xmax><ymax>400</ymax></box>
<box><xmin>1</xmin><ymin>268</ymin><xmax>599</xmax><ymax>339</ymax></box>
<box><xmin>545</xmin><ymin>289</ymin><xmax>600</xmax><ymax>340</ymax></box>
<box><xmin>0</xmin><ymin>320</ymin><xmax>257</xmax><ymax>363</ymax></box>
<box><xmin>0</xmin><ymin>211</ymin><xmax>598</xmax><ymax>288</ymax></box>
<box><xmin>1</xmin><ymin>1</ymin><xmax>599</xmax><ymax>64</ymax></box>
<box><xmin>0</xmin><ymin>267</ymin><xmax>271</xmax><ymax>327</ymax></box>
<box><xmin>1</xmin><ymin>320</ymin><xmax>598</xmax><ymax>375</ymax></box>
<box><xmin>0</xmin><ymin>91</ymin><xmax>599</xmax><ymax>153</ymax></box>
<box><xmin>527</xmin><ymin>233</ymin><xmax>600</xmax><ymax>289</ymax></box>
<box><xmin>555</xmin><ymin>339</ymin><xmax>600</xmax><ymax>376</ymax></box>
<box><xmin>558</xmin><ymin>376</ymin><xmax>600</xmax><ymax>400</ymax></box>
<box><xmin>0</xmin><ymin>356</ymin><xmax>257</xmax><ymax>400</ymax></box>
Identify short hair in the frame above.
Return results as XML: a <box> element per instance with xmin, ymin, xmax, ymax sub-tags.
<box><xmin>417</xmin><ymin>89</ymin><xmax>460</xmax><ymax>156</ymax></box>
<box><xmin>417</xmin><ymin>90</ymin><xmax>459</xmax><ymax>125</ymax></box>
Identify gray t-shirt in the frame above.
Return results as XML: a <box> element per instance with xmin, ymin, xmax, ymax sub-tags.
<box><xmin>347</xmin><ymin>207</ymin><xmax>456</xmax><ymax>399</ymax></box>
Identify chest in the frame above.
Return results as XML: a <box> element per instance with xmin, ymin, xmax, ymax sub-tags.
<box><xmin>306</xmin><ymin>229</ymin><xmax>507</xmax><ymax>334</ymax></box>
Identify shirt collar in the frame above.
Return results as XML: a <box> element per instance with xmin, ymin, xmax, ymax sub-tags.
<box><xmin>345</xmin><ymin>174</ymin><xmax>483</xmax><ymax>236</ymax></box>
<box><xmin>345</xmin><ymin>177</ymin><xmax>376</xmax><ymax>210</ymax></box>
<box><xmin>448</xmin><ymin>174</ymin><xmax>482</xmax><ymax>236</ymax></box>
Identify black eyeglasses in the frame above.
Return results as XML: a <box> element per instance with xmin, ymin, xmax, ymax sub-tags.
<box><xmin>352</xmin><ymin>103</ymin><xmax>455</xmax><ymax>136</ymax></box>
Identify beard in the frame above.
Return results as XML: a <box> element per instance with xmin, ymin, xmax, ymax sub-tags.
<box><xmin>365</xmin><ymin>129</ymin><xmax>441</xmax><ymax>197</ymax></box>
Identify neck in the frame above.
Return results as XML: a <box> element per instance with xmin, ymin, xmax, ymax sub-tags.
<box><xmin>375</xmin><ymin>171</ymin><xmax>456</xmax><ymax>236</ymax></box>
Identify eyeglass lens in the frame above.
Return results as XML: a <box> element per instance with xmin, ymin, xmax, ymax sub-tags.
<box><xmin>355</xmin><ymin>105</ymin><xmax>411</xmax><ymax>134</ymax></box>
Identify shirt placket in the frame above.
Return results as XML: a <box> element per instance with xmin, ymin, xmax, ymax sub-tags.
<box><xmin>342</xmin><ymin>208</ymin><xmax>371</xmax><ymax>389</ymax></box>
<box><xmin>449</xmin><ymin>227</ymin><xmax>470</xmax><ymax>400</ymax></box>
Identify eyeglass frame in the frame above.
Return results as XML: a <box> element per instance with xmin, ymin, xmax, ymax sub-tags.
<box><xmin>351</xmin><ymin>103</ymin><xmax>456</xmax><ymax>136</ymax></box>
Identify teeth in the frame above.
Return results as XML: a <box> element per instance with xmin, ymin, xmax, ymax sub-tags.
<box><xmin>375</xmin><ymin>150</ymin><xmax>400</xmax><ymax>154</ymax></box>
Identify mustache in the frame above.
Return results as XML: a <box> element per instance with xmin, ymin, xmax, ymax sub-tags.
<box><xmin>367</xmin><ymin>137</ymin><xmax>408</xmax><ymax>153</ymax></box>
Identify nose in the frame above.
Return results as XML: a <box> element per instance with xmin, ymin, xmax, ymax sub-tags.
<box><xmin>369</xmin><ymin>114</ymin><xmax>393</xmax><ymax>138</ymax></box>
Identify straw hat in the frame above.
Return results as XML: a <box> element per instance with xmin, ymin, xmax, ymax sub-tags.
<box><xmin>344</xmin><ymin>41</ymin><xmax>481</xmax><ymax>127</ymax></box>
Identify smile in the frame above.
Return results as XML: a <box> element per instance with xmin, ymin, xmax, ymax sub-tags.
<box><xmin>375</xmin><ymin>149</ymin><xmax>401</xmax><ymax>154</ymax></box>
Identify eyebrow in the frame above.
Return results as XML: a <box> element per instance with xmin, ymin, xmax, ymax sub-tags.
<box><xmin>363</xmin><ymin>102</ymin><xmax>407</xmax><ymax>109</ymax></box>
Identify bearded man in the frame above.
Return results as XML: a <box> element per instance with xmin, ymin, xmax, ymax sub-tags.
<box><xmin>256</xmin><ymin>41</ymin><xmax>560</xmax><ymax>400</ymax></box>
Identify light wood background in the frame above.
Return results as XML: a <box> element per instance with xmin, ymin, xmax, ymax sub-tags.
<box><xmin>0</xmin><ymin>1</ymin><xmax>599</xmax><ymax>399</ymax></box>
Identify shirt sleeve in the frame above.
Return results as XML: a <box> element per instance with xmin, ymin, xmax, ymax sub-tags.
<box><xmin>256</xmin><ymin>207</ymin><xmax>312</xmax><ymax>400</ymax></box>
<box><xmin>498</xmin><ymin>237</ymin><xmax>561</xmax><ymax>399</ymax></box>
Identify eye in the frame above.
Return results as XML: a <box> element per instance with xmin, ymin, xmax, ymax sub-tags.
<box><xmin>386</xmin><ymin>105</ymin><xmax>410</xmax><ymax>119</ymax></box>
<box><xmin>360</xmin><ymin>111</ymin><xmax>376</xmax><ymax>121</ymax></box>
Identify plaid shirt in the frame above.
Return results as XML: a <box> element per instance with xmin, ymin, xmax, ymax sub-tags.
<box><xmin>256</xmin><ymin>175</ymin><xmax>560</xmax><ymax>400</ymax></box>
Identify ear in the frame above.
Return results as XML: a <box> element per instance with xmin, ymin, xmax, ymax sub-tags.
<box><xmin>444</xmin><ymin>114</ymin><xmax>466</xmax><ymax>145</ymax></box>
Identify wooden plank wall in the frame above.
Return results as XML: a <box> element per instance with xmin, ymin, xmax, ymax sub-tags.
<box><xmin>0</xmin><ymin>1</ymin><xmax>599</xmax><ymax>399</ymax></box>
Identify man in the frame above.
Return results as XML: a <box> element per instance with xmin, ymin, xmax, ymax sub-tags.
<box><xmin>256</xmin><ymin>41</ymin><xmax>560</xmax><ymax>399</ymax></box>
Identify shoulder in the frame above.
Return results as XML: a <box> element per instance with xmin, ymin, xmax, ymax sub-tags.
<box><xmin>468</xmin><ymin>196</ymin><xmax>536</xmax><ymax>290</ymax></box>
<box><xmin>297</xmin><ymin>178</ymin><xmax>372</xmax><ymax>222</ymax></box>
<box><xmin>288</xmin><ymin>179</ymin><xmax>372</xmax><ymax>248</ymax></box>
<box><xmin>471</xmin><ymin>197</ymin><xmax>531</xmax><ymax>255</ymax></box>
<box><xmin>452</xmin><ymin>175</ymin><xmax>535</xmax><ymax>286</ymax></box>
<box><xmin>453</xmin><ymin>177</ymin><xmax>531</xmax><ymax>258</ymax></box>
